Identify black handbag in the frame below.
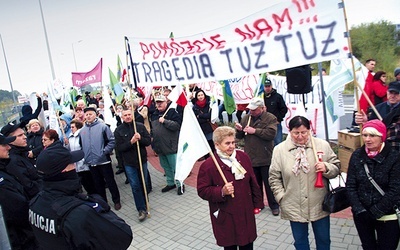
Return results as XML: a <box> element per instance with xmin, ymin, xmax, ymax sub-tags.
<box><xmin>322</xmin><ymin>174</ymin><xmax>350</xmax><ymax>213</ymax></box>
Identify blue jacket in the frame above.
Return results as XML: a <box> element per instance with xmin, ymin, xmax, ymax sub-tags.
<box><xmin>80</xmin><ymin>119</ymin><xmax>115</xmax><ymax>165</ymax></box>
<box><xmin>58</xmin><ymin>113</ymin><xmax>72</xmax><ymax>144</ymax></box>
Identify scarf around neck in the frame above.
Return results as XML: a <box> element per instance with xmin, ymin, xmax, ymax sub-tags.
<box><xmin>365</xmin><ymin>142</ymin><xmax>385</xmax><ymax>158</ymax></box>
<box><xmin>216</xmin><ymin>149</ymin><xmax>247</xmax><ymax>180</ymax></box>
<box><xmin>291</xmin><ymin>138</ymin><xmax>310</xmax><ymax>176</ymax></box>
<box><xmin>196</xmin><ymin>98</ymin><xmax>207</xmax><ymax>108</ymax></box>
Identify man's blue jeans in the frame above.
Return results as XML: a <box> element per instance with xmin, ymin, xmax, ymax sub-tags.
<box><xmin>289</xmin><ymin>216</ymin><xmax>330</xmax><ymax>250</ymax></box>
<box><xmin>125</xmin><ymin>163</ymin><xmax>149</xmax><ymax>212</ymax></box>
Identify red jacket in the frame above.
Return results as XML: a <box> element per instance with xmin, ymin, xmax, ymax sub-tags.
<box><xmin>197</xmin><ymin>150</ymin><xmax>263</xmax><ymax>247</ymax></box>
<box><xmin>359</xmin><ymin>72</ymin><xmax>374</xmax><ymax>112</ymax></box>
<box><xmin>369</xmin><ymin>79</ymin><xmax>388</xmax><ymax>106</ymax></box>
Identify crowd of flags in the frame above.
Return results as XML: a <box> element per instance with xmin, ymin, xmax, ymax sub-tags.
<box><xmin>45</xmin><ymin>54</ymin><xmax>270</xmax><ymax>186</ymax></box>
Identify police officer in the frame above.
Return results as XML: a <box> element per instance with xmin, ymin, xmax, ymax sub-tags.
<box><xmin>0</xmin><ymin>133</ymin><xmax>38</xmax><ymax>249</ymax></box>
<box><xmin>29</xmin><ymin>140</ymin><xmax>132</xmax><ymax>249</ymax></box>
<box><xmin>1</xmin><ymin>122</ymin><xmax>42</xmax><ymax>199</ymax></box>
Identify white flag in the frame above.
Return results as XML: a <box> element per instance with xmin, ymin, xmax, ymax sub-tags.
<box><xmin>326</xmin><ymin>56</ymin><xmax>362</xmax><ymax>97</ymax></box>
<box><xmin>175</xmin><ymin>105</ymin><xmax>211</xmax><ymax>186</ymax></box>
<box><xmin>102</xmin><ymin>86</ymin><xmax>117</xmax><ymax>132</ymax></box>
<box><xmin>209</xmin><ymin>93</ymin><xmax>219</xmax><ymax>123</ymax></box>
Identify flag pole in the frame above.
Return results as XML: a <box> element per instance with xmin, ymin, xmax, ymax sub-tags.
<box><xmin>208</xmin><ymin>148</ymin><xmax>234</xmax><ymax>198</ymax></box>
<box><xmin>244</xmin><ymin>116</ymin><xmax>251</xmax><ymax>135</ymax></box>
<box><xmin>124</xmin><ymin>37</ymin><xmax>138</xmax><ymax>90</ymax></box>
<box><xmin>309</xmin><ymin>130</ymin><xmax>319</xmax><ymax>162</ymax></box>
<box><xmin>161</xmin><ymin>106</ymin><xmax>172</xmax><ymax>119</ymax></box>
<box><xmin>244</xmin><ymin>74</ymin><xmax>261</xmax><ymax>135</ymax></box>
<box><xmin>161</xmin><ymin>83</ymin><xmax>183</xmax><ymax>119</ymax></box>
<box><xmin>340</xmin><ymin>0</ymin><xmax>381</xmax><ymax>121</ymax></box>
<box><xmin>124</xmin><ymin>37</ymin><xmax>150</xmax><ymax>216</ymax></box>
<box><xmin>124</xmin><ymin>37</ymin><xmax>132</xmax><ymax>88</ymax></box>
<box><xmin>55</xmin><ymin>111</ymin><xmax>67</xmax><ymax>144</ymax></box>
<box><xmin>130</xmin><ymin>100</ymin><xmax>151</xmax><ymax>218</ymax></box>
<box><xmin>198</xmin><ymin>125</ymin><xmax>234</xmax><ymax>198</ymax></box>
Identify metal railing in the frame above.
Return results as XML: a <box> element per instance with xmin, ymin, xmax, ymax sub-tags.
<box><xmin>0</xmin><ymin>110</ymin><xmax>20</xmax><ymax>127</ymax></box>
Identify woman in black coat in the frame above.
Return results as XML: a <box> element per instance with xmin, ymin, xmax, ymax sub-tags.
<box><xmin>26</xmin><ymin>119</ymin><xmax>44</xmax><ymax>165</ymax></box>
<box><xmin>192</xmin><ymin>89</ymin><xmax>215</xmax><ymax>154</ymax></box>
<box><xmin>347</xmin><ymin>119</ymin><xmax>400</xmax><ymax>249</ymax></box>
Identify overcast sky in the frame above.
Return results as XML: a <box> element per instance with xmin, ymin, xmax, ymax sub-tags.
<box><xmin>0</xmin><ymin>0</ymin><xmax>399</xmax><ymax>96</ymax></box>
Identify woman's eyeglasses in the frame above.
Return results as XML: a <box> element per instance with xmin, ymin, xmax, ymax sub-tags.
<box><xmin>291</xmin><ymin>131</ymin><xmax>309</xmax><ymax>136</ymax></box>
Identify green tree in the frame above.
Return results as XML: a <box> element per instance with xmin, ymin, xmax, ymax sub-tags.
<box><xmin>350</xmin><ymin>21</ymin><xmax>400</xmax><ymax>82</ymax></box>
<box><xmin>0</xmin><ymin>89</ymin><xmax>21</xmax><ymax>103</ymax></box>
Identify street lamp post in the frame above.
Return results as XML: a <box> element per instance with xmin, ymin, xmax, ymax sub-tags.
<box><xmin>72</xmin><ymin>40</ymin><xmax>82</xmax><ymax>71</ymax></box>
<box><xmin>0</xmin><ymin>33</ymin><xmax>17</xmax><ymax>106</ymax></box>
<box><xmin>38</xmin><ymin>0</ymin><xmax>56</xmax><ymax>80</ymax></box>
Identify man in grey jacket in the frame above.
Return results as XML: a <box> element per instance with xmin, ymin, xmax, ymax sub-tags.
<box><xmin>80</xmin><ymin>107</ymin><xmax>121</xmax><ymax>210</ymax></box>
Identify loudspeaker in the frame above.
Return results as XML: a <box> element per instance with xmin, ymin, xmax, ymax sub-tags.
<box><xmin>286</xmin><ymin>65</ymin><xmax>312</xmax><ymax>94</ymax></box>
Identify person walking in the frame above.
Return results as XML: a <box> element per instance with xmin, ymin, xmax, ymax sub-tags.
<box><xmin>150</xmin><ymin>95</ymin><xmax>183</xmax><ymax>195</ymax></box>
<box><xmin>114</xmin><ymin>108</ymin><xmax>151</xmax><ymax>221</ymax></box>
<box><xmin>80</xmin><ymin>106</ymin><xmax>121</xmax><ymax>210</ymax></box>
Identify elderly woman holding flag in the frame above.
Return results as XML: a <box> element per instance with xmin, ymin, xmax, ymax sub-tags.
<box><xmin>197</xmin><ymin>126</ymin><xmax>263</xmax><ymax>250</ymax></box>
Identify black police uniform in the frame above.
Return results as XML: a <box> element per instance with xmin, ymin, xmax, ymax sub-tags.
<box><xmin>0</xmin><ymin>158</ymin><xmax>38</xmax><ymax>249</ymax></box>
<box><xmin>8</xmin><ymin>145</ymin><xmax>42</xmax><ymax>199</ymax></box>
<box><xmin>29</xmin><ymin>176</ymin><xmax>132</xmax><ymax>249</ymax></box>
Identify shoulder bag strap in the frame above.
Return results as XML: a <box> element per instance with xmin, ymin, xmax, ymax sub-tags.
<box><xmin>363</xmin><ymin>163</ymin><xmax>385</xmax><ymax>196</ymax></box>
<box><xmin>364</xmin><ymin>164</ymin><xmax>400</xmax><ymax>222</ymax></box>
<box><xmin>328</xmin><ymin>173</ymin><xmax>346</xmax><ymax>189</ymax></box>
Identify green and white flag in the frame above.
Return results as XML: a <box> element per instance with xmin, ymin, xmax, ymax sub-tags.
<box><xmin>175</xmin><ymin>105</ymin><xmax>211</xmax><ymax>187</ymax></box>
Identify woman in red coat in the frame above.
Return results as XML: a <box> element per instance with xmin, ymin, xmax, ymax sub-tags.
<box><xmin>197</xmin><ymin>126</ymin><xmax>263</xmax><ymax>250</ymax></box>
<box><xmin>369</xmin><ymin>71</ymin><xmax>388</xmax><ymax>106</ymax></box>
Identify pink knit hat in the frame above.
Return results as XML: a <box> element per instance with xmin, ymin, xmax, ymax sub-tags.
<box><xmin>363</xmin><ymin>119</ymin><xmax>387</xmax><ymax>141</ymax></box>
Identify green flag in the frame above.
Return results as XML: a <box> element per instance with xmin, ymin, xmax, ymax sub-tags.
<box><xmin>69</xmin><ymin>87</ymin><xmax>78</xmax><ymax>107</ymax></box>
<box><xmin>109</xmin><ymin>67</ymin><xmax>124</xmax><ymax>104</ymax></box>
<box><xmin>254</xmin><ymin>73</ymin><xmax>266</xmax><ymax>98</ymax></box>
<box><xmin>219</xmin><ymin>80</ymin><xmax>236</xmax><ymax>115</ymax></box>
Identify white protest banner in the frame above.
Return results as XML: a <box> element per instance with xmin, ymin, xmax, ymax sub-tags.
<box><xmin>128</xmin><ymin>1</ymin><xmax>348</xmax><ymax>86</ymax></box>
<box><xmin>268</xmin><ymin>75</ymin><xmax>345</xmax><ymax>140</ymax></box>
<box><xmin>196</xmin><ymin>74</ymin><xmax>345</xmax><ymax>139</ymax></box>
<box><xmin>197</xmin><ymin>76</ymin><xmax>258</xmax><ymax>104</ymax></box>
